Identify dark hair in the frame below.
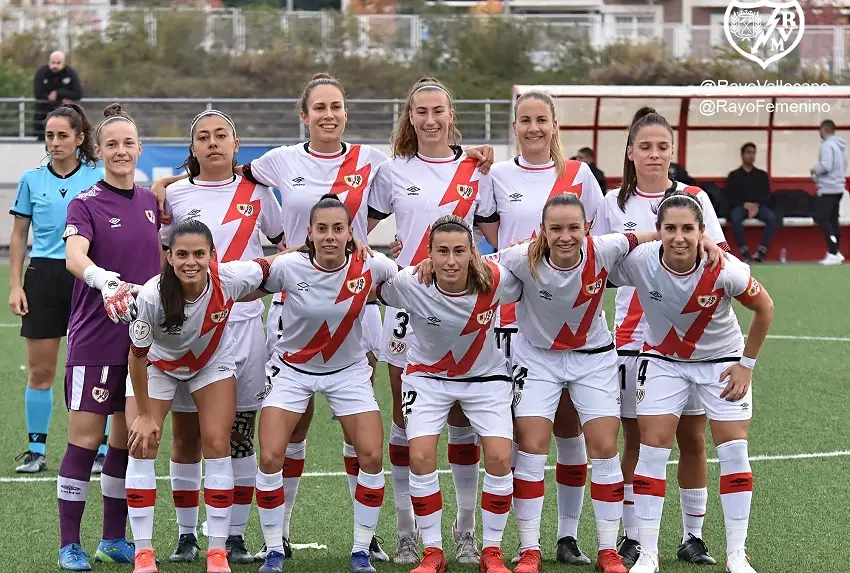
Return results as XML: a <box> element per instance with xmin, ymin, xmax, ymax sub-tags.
<box><xmin>392</xmin><ymin>77</ymin><xmax>461</xmax><ymax>158</ymax></box>
<box><xmin>161</xmin><ymin>219</ymin><xmax>215</xmax><ymax>330</ymax></box>
<box><xmin>578</xmin><ymin>146</ymin><xmax>594</xmax><ymax>157</ymax></box>
<box><xmin>428</xmin><ymin>214</ymin><xmax>492</xmax><ymax>294</ymax></box>
<box><xmin>527</xmin><ymin>193</ymin><xmax>586</xmax><ymax>279</ymax></box>
<box><xmin>300</xmin><ymin>193</ymin><xmax>355</xmax><ymax>261</ymax></box>
<box><xmin>655</xmin><ymin>189</ymin><xmax>704</xmax><ymax>230</ymax></box>
<box><xmin>43</xmin><ymin>104</ymin><xmax>97</xmax><ymax>166</ymax></box>
<box><xmin>299</xmin><ymin>73</ymin><xmax>346</xmax><ymax>116</ymax></box>
<box><xmin>740</xmin><ymin>142</ymin><xmax>756</xmax><ymax>154</ymax></box>
<box><xmin>820</xmin><ymin>119</ymin><xmax>836</xmax><ymax>132</ymax></box>
<box><xmin>96</xmin><ymin>103</ymin><xmax>136</xmax><ymax>143</ymax></box>
<box><xmin>619</xmin><ymin>106</ymin><xmax>674</xmax><ymax>212</ymax></box>
<box><xmin>180</xmin><ymin>110</ymin><xmax>237</xmax><ymax>178</ymax></box>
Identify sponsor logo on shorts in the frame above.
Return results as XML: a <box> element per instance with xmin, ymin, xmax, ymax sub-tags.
<box><xmin>636</xmin><ymin>388</ymin><xmax>645</xmax><ymax>404</ymax></box>
<box><xmin>62</xmin><ymin>225</ymin><xmax>79</xmax><ymax>239</ymax></box>
<box><xmin>389</xmin><ymin>339</ymin><xmax>407</xmax><ymax>355</ymax></box>
<box><xmin>133</xmin><ymin>320</ymin><xmax>151</xmax><ymax>341</ymax></box>
<box><xmin>697</xmin><ymin>294</ymin><xmax>719</xmax><ymax>308</ymax></box>
<box><xmin>92</xmin><ymin>386</ymin><xmax>110</xmax><ymax>403</ymax></box>
<box><xmin>740</xmin><ymin>401</ymin><xmax>750</xmax><ymax>411</ymax></box>
<box><xmin>347</xmin><ymin>276</ymin><xmax>367</xmax><ymax>294</ymax></box>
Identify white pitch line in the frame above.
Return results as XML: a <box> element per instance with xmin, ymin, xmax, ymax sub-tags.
<box><xmin>2</xmin><ymin>450</ymin><xmax>848</xmax><ymax>484</ymax></box>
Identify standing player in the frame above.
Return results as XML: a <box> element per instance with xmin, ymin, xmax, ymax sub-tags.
<box><xmin>376</xmin><ymin>215</ymin><xmax>521</xmax><ymax>573</ymax></box>
<box><xmin>608</xmin><ymin>191</ymin><xmax>773</xmax><ymax>573</ymax></box>
<box><xmin>367</xmin><ymin>77</ymin><xmax>499</xmax><ymax>564</ymax></box>
<box><xmin>9</xmin><ymin>104</ymin><xmax>103</xmax><ymax>474</ymax></box>
<box><xmin>153</xmin><ymin>110</ymin><xmax>284</xmax><ymax>565</ymax></box>
<box><xmin>254</xmin><ymin>194</ymin><xmax>398</xmax><ymax>573</ymax></box>
<box><xmin>58</xmin><ymin>104</ymin><xmax>162</xmax><ymax>571</ymax></box>
<box><xmin>593</xmin><ymin>106</ymin><xmax>731</xmax><ymax>566</ymax></box>
<box><xmin>488</xmin><ymin>90</ymin><xmax>605</xmax><ymax>565</ymax></box>
<box><xmin>126</xmin><ymin>219</ymin><xmax>275</xmax><ymax>573</ymax></box>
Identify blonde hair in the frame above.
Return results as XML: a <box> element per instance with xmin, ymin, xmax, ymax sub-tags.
<box><xmin>392</xmin><ymin>77</ymin><xmax>462</xmax><ymax>159</ymax></box>
<box><xmin>514</xmin><ymin>90</ymin><xmax>567</xmax><ymax>179</ymax></box>
<box><xmin>428</xmin><ymin>215</ymin><xmax>493</xmax><ymax>294</ymax></box>
<box><xmin>527</xmin><ymin>193</ymin><xmax>587</xmax><ymax>279</ymax></box>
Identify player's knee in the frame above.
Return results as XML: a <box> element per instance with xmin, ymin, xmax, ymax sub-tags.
<box><xmin>259</xmin><ymin>447</ymin><xmax>285</xmax><ymax>473</ymax></box>
<box><xmin>356</xmin><ymin>447</ymin><xmax>383</xmax><ymax>474</ymax></box>
<box><xmin>408</xmin><ymin>448</ymin><xmax>437</xmax><ymax>474</ymax></box>
<box><xmin>483</xmin><ymin>448</ymin><xmax>512</xmax><ymax>476</ymax></box>
<box><xmin>677</xmin><ymin>431</ymin><xmax>707</xmax><ymax>459</ymax></box>
<box><xmin>27</xmin><ymin>364</ymin><xmax>56</xmax><ymax>389</ymax></box>
<box><xmin>517</xmin><ymin>428</ymin><xmax>550</xmax><ymax>455</ymax></box>
<box><xmin>230</xmin><ymin>411</ymin><xmax>256</xmax><ymax>457</ymax></box>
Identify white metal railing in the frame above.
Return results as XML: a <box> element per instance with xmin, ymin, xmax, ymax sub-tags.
<box><xmin>0</xmin><ymin>7</ymin><xmax>846</xmax><ymax>76</ymax></box>
<box><xmin>0</xmin><ymin>97</ymin><xmax>513</xmax><ymax>142</ymax></box>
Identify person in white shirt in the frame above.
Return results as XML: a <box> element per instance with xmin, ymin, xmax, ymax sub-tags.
<box><xmin>376</xmin><ymin>215</ymin><xmax>521</xmax><ymax>573</ymax></box>
<box><xmin>608</xmin><ymin>191</ymin><xmax>773</xmax><ymax>573</ymax></box>
<box><xmin>488</xmin><ymin>90</ymin><xmax>605</xmax><ymax>566</ymax></box>
<box><xmin>252</xmin><ymin>194</ymin><xmax>398</xmax><ymax>573</ymax></box>
<box><xmin>148</xmin><ymin>110</ymin><xmax>285</xmax><ymax>565</ymax></box>
<box><xmin>126</xmin><ymin>218</ymin><xmax>275</xmax><ymax>573</ymax></box>
<box><xmin>366</xmin><ymin>77</ymin><xmax>499</xmax><ymax>564</ymax></box>
<box><xmin>592</xmin><ymin>106</ymin><xmax>730</xmax><ymax>567</ymax></box>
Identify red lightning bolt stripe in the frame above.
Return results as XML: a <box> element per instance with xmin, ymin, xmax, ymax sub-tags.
<box><xmin>406</xmin><ymin>261</ymin><xmax>502</xmax><ymax>378</ymax></box>
<box><xmin>329</xmin><ymin>144</ymin><xmax>372</xmax><ymax>220</ymax></box>
<box><xmin>409</xmin><ymin>157</ymin><xmax>480</xmax><ymax>266</ymax></box>
<box><xmin>643</xmin><ymin>265</ymin><xmax>724</xmax><ymax>359</ymax></box>
<box><xmin>550</xmin><ymin>236</ymin><xmax>609</xmax><ymax>350</ymax></box>
<box><xmin>220</xmin><ymin>179</ymin><xmax>261</xmax><ymax>263</ymax></box>
<box><xmin>151</xmin><ymin>263</ymin><xmax>233</xmax><ymax>372</ymax></box>
<box><xmin>282</xmin><ymin>256</ymin><xmax>371</xmax><ymax>365</ymax></box>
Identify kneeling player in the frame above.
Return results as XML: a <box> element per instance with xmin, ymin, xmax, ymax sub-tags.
<box><xmin>254</xmin><ymin>195</ymin><xmax>398</xmax><ymax>573</ymax></box>
<box><xmin>126</xmin><ymin>219</ymin><xmax>274</xmax><ymax>573</ymax></box>
<box><xmin>377</xmin><ymin>215</ymin><xmax>521</xmax><ymax>573</ymax></box>
<box><xmin>608</xmin><ymin>192</ymin><xmax>774</xmax><ymax>573</ymax></box>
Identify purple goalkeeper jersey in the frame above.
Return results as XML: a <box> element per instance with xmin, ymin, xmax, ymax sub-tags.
<box><xmin>63</xmin><ymin>181</ymin><xmax>161</xmax><ymax>366</ymax></box>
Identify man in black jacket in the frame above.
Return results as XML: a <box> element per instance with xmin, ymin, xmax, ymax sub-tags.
<box><xmin>33</xmin><ymin>51</ymin><xmax>83</xmax><ymax>141</ymax></box>
<box><xmin>577</xmin><ymin>147</ymin><xmax>607</xmax><ymax>195</ymax></box>
<box><xmin>725</xmin><ymin>142</ymin><xmax>777</xmax><ymax>262</ymax></box>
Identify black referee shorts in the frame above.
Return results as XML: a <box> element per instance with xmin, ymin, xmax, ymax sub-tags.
<box><xmin>20</xmin><ymin>257</ymin><xmax>75</xmax><ymax>339</ymax></box>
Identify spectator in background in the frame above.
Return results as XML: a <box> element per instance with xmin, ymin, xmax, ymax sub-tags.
<box><xmin>33</xmin><ymin>51</ymin><xmax>83</xmax><ymax>141</ymax></box>
<box><xmin>726</xmin><ymin>142</ymin><xmax>777</xmax><ymax>263</ymax></box>
<box><xmin>811</xmin><ymin>119</ymin><xmax>847</xmax><ymax>265</ymax></box>
<box><xmin>576</xmin><ymin>146</ymin><xmax>607</xmax><ymax>194</ymax></box>
<box><xmin>669</xmin><ymin>161</ymin><xmax>697</xmax><ymax>187</ymax></box>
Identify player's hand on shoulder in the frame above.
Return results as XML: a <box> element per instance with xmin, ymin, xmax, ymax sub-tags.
<box><xmin>413</xmin><ymin>258</ymin><xmax>434</xmax><ymax>285</ymax></box>
<box><xmin>389</xmin><ymin>235</ymin><xmax>403</xmax><ymax>260</ymax></box>
<box><xmin>699</xmin><ymin>235</ymin><xmax>726</xmax><ymax>271</ymax></box>
<box><xmin>465</xmin><ymin>145</ymin><xmax>495</xmax><ymax>174</ymax></box>
<box><xmin>352</xmin><ymin>238</ymin><xmax>373</xmax><ymax>261</ymax></box>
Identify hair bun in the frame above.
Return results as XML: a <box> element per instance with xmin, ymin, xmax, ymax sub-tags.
<box><xmin>319</xmin><ymin>193</ymin><xmax>340</xmax><ymax>201</ymax></box>
<box><xmin>417</xmin><ymin>77</ymin><xmax>439</xmax><ymax>84</ymax></box>
<box><xmin>312</xmin><ymin>72</ymin><xmax>332</xmax><ymax>81</ymax></box>
<box><xmin>630</xmin><ymin>106</ymin><xmax>657</xmax><ymax>125</ymax></box>
<box><xmin>103</xmin><ymin>103</ymin><xmax>124</xmax><ymax>118</ymax></box>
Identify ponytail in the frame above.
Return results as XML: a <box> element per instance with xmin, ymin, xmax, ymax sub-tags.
<box><xmin>618</xmin><ymin>106</ymin><xmax>674</xmax><ymax>212</ymax></box>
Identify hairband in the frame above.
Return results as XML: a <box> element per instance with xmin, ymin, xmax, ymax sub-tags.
<box><xmin>413</xmin><ymin>84</ymin><xmax>450</xmax><ymax>97</ymax></box>
<box><xmin>658</xmin><ymin>193</ymin><xmax>702</xmax><ymax>211</ymax></box>
<box><xmin>190</xmin><ymin>110</ymin><xmax>237</xmax><ymax>138</ymax></box>
<box><xmin>95</xmin><ymin>115</ymin><xmax>135</xmax><ymax>140</ymax></box>
<box><xmin>431</xmin><ymin>219</ymin><xmax>471</xmax><ymax>235</ymax></box>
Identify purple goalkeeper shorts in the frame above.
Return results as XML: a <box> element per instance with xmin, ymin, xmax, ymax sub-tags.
<box><xmin>64</xmin><ymin>364</ymin><xmax>128</xmax><ymax>415</ymax></box>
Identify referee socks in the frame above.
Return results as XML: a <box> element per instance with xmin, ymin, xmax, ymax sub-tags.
<box><xmin>25</xmin><ymin>386</ymin><xmax>52</xmax><ymax>455</ymax></box>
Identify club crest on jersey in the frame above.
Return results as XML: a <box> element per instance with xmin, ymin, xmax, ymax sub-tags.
<box><xmin>747</xmin><ymin>279</ymin><xmax>761</xmax><ymax>297</ymax></box>
<box><xmin>457</xmin><ymin>184</ymin><xmax>474</xmax><ymax>200</ymax></box>
<box><xmin>144</xmin><ymin>210</ymin><xmax>155</xmax><ymax>224</ymax></box>
<box><xmin>585</xmin><ymin>278</ymin><xmax>604</xmax><ymax>296</ymax></box>
<box><xmin>476</xmin><ymin>309</ymin><xmax>494</xmax><ymax>325</ymax></box>
<box><xmin>132</xmin><ymin>320</ymin><xmax>151</xmax><ymax>341</ymax></box>
<box><xmin>347</xmin><ymin>276</ymin><xmax>367</xmax><ymax>294</ymax></box>
<box><xmin>62</xmin><ymin>225</ymin><xmax>78</xmax><ymax>239</ymax></box>
<box><xmin>697</xmin><ymin>294</ymin><xmax>719</xmax><ymax>308</ymax></box>
<box><xmin>92</xmin><ymin>387</ymin><xmax>110</xmax><ymax>403</ymax></box>
<box><xmin>210</xmin><ymin>309</ymin><xmax>229</xmax><ymax>323</ymax></box>
<box><xmin>389</xmin><ymin>339</ymin><xmax>407</xmax><ymax>355</ymax></box>
<box><xmin>344</xmin><ymin>174</ymin><xmax>364</xmax><ymax>188</ymax></box>
<box><xmin>236</xmin><ymin>204</ymin><xmax>254</xmax><ymax>217</ymax></box>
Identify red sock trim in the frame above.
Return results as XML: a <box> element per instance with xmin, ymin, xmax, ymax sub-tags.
<box><xmin>411</xmin><ymin>491</ymin><xmax>442</xmax><ymax>516</ymax></box>
<box><xmin>204</xmin><ymin>488</ymin><xmax>234</xmax><ymax>509</ymax></box>
<box><xmin>720</xmin><ymin>472</ymin><xmax>753</xmax><ymax>494</ymax></box>
<box><xmin>172</xmin><ymin>489</ymin><xmax>200</xmax><ymax>508</ymax></box>
<box><xmin>556</xmin><ymin>463</ymin><xmax>587</xmax><ymax>487</ymax></box>
<box><xmin>633</xmin><ymin>474</ymin><xmax>666</xmax><ymax>497</ymax></box>
<box><xmin>127</xmin><ymin>488</ymin><xmax>156</xmax><ymax>508</ymax></box>
<box><xmin>354</xmin><ymin>484</ymin><xmax>385</xmax><ymax>508</ymax></box>
<box><xmin>344</xmin><ymin>455</ymin><xmax>360</xmax><ymax>477</ymax></box>
<box><xmin>481</xmin><ymin>491</ymin><xmax>512</xmax><ymax>514</ymax></box>
<box><xmin>233</xmin><ymin>485</ymin><xmax>254</xmax><ymax>505</ymax></box>
<box><xmin>513</xmin><ymin>478</ymin><xmax>544</xmax><ymax>499</ymax></box>
<box><xmin>591</xmin><ymin>481</ymin><xmax>625</xmax><ymax>503</ymax></box>
<box><xmin>282</xmin><ymin>457</ymin><xmax>305</xmax><ymax>478</ymax></box>
<box><xmin>256</xmin><ymin>486</ymin><xmax>284</xmax><ymax>509</ymax></box>
<box><xmin>448</xmin><ymin>443</ymin><xmax>481</xmax><ymax>465</ymax></box>
<box><xmin>389</xmin><ymin>444</ymin><xmax>409</xmax><ymax>467</ymax></box>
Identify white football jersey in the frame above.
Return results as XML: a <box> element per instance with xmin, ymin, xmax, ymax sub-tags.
<box><xmin>131</xmin><ymin>260</ymin><xmax>267</xmax><ymax>380</ymax></box>
<box><xmin>377</xmin><ymin>261</ymin><xmax>522</xmax><ymax>381</ymax></box>
<box><xmin>593</xmin><ymin>182</ymin><xmax>729</xmax><ymax>351</ymax></box>
<box><xmin>264</xmin><ymin>251</ymin><xmax>398</xmax><ymax>374</ymax></box>
<box><xmin>488</xmin><ymin>233</ymin><xmax>636</xmax><ymax>351</ymax></box>
<box><xmin>247</xmin><ymin>142</ymin><xmax>387</xmax><ymax>246</ymax></box>
<box><xmin>161</xmin><ymin>176</ymin><xmax>284</xmax><ymax>322</ymax></box>
<box><xmin>490</xmin><ymin>156</ymin><xmax>604</xmax><ymax>327</ymax></box>
<box><xmin>608</xmin><ymin>243</ymin><xmax>760</xmax><ymax>361</ymax></box>
<box><xmin>368</xmin><ymin>148</ymin><xmax>497</xmax><ymax>267</ymax></box>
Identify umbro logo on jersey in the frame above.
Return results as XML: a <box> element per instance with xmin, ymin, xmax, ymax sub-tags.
<box><xmin>509</xmin><ymin>193</ymin><xmax>523</xmax><ymax>202</ymax></box>
<box><xmin>296</xmin><ymin>282</ymin><xmax>309</xmax><ymax>291</ymax></box>
<box><xmin>109</xmin><ymin>217</ymin><xmax>121</xmax><ymax>228</ymax></box>
<box><xmin>187</xmin><ymin>209</ymin><xmax>202</xmax><ymax>218</ymax></box>
<box><xmin>624</xmin><ymin>221</ymin><xmax>637</xmax><ymax>231</ymax></box>
<box><xmin>58</xmin><ymin>188</ymin><xmax>68</xmax><ymax>198</ymax></box>
<box><xmin>292</xmin><ymin>177</ymin><xmax>305</xmax><ymax>187</ymax></box>
<box><xmin>539</xmin><ymin>290</ymin><xmax>553</xmax><ymax>301</ymax></box>
<box><xmin>426</xmin><ymin>316</ymin><xmax>441</xmax><ymax>326</ymax></box>
<box><xmin>406</xmin><ymin>186</ymin><xmax>420</xmax><ymax>196</ymax></box>
<box><xmin>650</xmin><ymin>291</ymin><xmax>662</xmax><ymax>302</ymax></box>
